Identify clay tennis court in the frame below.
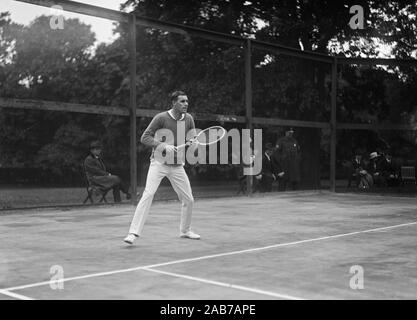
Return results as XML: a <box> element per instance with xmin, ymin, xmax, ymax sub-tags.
<box><xmin>1</xmin><ymin>190</ymin><xmax>416</xmax><ymax>300</ymax></box>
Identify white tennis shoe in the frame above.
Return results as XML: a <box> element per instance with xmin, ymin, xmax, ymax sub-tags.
<box><xmin>123</xmin><ymin>233</ymin><xmax>138</xmax><ymax>244</ymax></box>
<box><xmin>180</xmin><ymin>231</ymin><xmax>201</xmax><ymax>240</ymax></box>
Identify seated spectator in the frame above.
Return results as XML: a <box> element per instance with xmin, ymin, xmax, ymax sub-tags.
<box><xmin>350</xmin><ymin>153</ymin><xmax>373</xmax><ymax>189</ymax></box>
<box><xmin>368</xmin><ymin>152</ymin><xmax>380</xmax><ymax>185</ymax></box>
<box><xmin>84</xmin><ymin>141</ymin><xmax>131</xmax><ymax>203</ymax></box>
<box><xmin>348</xmin><ymin>153</ymin><xmax>362</xmax><ymax>187</ymax></box>
<box><xmin>368</xmin><ymin>151</ymin><xmax>388</xmax><ymax>187</ymax></box>
<box><xmin>379</xmin><ymin>154</ymin><xmax>400</xmax><ymax>187</ymax></box>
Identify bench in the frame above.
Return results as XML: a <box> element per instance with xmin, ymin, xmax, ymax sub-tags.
<box><xmin>400</xmin><ymin>166</ymin><xmax>416</xmax><ymax>187</ymax></box>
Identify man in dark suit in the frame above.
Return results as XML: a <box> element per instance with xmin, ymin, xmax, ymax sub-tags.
<box><xmin>271</xmin><ymin>148</ymin><xmax>285</xmax><ymax>191</ymax></box>
<box><xmin>255</xmin><ymin>143</ymin><xmax>282</xmax><ymax>192</ymax></box>
<box><xmin>275</xmin><ymin>128</ymin><xmax>301</xmax><ymax>190</ymax></box>
<box><xmin>349</xmin><ymin>153</ymin><xmax>373</xmax><ymax>189</ymax></box>
<box><xmin>377</xmin><ymin>153</ymin><xmax>399</xmax><ymax>187</ymax></box>
<box><xmin>368</xmin><ymin>151</ymin><xmax>386</xmax><ymax>187</ymax></box>
<box><xmin>348</xmin><ymin>153</ymin><xmax>365</xmax><ymax>188</ymax></box>
<box><xmin>84</xmin><ymin>141</ymin><xmax>131</xmax><ymax>203</ymax></box>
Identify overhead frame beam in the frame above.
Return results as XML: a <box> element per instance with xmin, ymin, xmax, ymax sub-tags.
<box><xmin>15</xmin><ymin>0</ymin><xmax>127</xmax><ymax>21</ymax></box>
<box><xmin>0</xmin><ymin>98</ymin><xmax>130</xmax><ymax>116</ymax></box>
<box><xmin>0</xmin><ymin>97</ymin><xmax>336</xmax><ymax>131</ymax></box>
<box><xmin>252</xmin><ymin>117</ymin><xmax>329</xmax><ymax>129</ymax></box>
<box><xmin>4</xmin><ymin>98</ymin><xmax>414</xmax><ymax>131</ymax></box>
<box><xmin>337</xmin><ymin>123</ymin><xmax>417</xmax><ymax>131</ymax></box>
<box><xmin>0</xmin><ymin>98</ymin><xmax>247</xmax><ymax>123</ymax></box>
<box><xmin>337</xmin><ymin>57</ymin><xmax>417</xmax><ymax>66</ymax></box>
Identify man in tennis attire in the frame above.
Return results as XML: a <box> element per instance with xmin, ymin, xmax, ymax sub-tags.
<box><xmin>124</xmin><ymin>91</ymin><xmax>200</xmax><ymax>244</ymax></box>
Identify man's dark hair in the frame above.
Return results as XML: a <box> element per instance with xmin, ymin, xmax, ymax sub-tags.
<box><xmin>170</xmin><ymin>90</ymin><xmax>187</xmax><ymax>104</ymax></box>
<box><xmin>90</xmin><ymin>140</ymin><xmax>103</xmax><ymax>150</ymax></box>
<box><xmin>265</xmin><ymin>142</ymin><xmax>274</xmax><ymax>151</ymax></box>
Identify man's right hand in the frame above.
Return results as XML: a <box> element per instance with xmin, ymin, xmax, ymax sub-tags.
<box><xmin>162</xmin><ymin>143</ymin><xmax>176</xmax><ymax>154</ymax></box>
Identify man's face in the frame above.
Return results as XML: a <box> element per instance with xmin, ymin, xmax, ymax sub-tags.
<box><xmin>91</xmin><ymin>148</ymin><xmax>102</xmax><ymax>157</ymax></box>
<box><xmin>173</xmin><ymin>95</ymin><xmax>188</xmax><ymax>114</ymax></box>
<box><xmin>286</xmin><ymin>131</ymin><xmax>293</xmax><ymax>137</ymax></box>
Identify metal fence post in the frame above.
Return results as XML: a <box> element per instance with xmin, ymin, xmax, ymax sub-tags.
<box><xmin>129</xmin><ymin>14</ymin><xmax>137</xmax><ymax>204</ymax></box>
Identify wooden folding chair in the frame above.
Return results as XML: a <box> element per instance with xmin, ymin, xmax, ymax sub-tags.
<box><xmin>82</xmin><ymin>164</ymin><xmax>109</xmax><ymax>204</ymax></box>
<box><xmin>400</xmin><ymin>166</ymin><xmax>416</xmax><ymax>187</ymax></box>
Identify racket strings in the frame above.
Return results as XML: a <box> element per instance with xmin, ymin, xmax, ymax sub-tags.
<box><xmin>196</xmin><ymin>127</ymin><xmax>225</xmax><ymax>145</ymax></box>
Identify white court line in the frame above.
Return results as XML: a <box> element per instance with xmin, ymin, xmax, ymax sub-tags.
<box><xmin>143</xmin><ymin>267</ymin><xmax>304</xmax><ymax>300</ymax></box>
<box><xmin>0</xmin><ymin>290</ymin><xmax>34</xmax><ymax>300</ymax></box>
<box><xmin>2</xmin><ymin>221</ymin><xmax>417</xmax><ymax>295</ymax></box>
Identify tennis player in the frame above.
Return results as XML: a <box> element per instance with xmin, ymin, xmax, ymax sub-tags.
<box><xmin>124</xmin><ymin>90</ymin><xmax>200</xmax><ymax>244</ymax></box>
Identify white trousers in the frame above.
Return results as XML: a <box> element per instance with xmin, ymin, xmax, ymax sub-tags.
<box><xmin>128</xmin><ymin>160</ymin><xmax>194</xmax><ymax>236</ymax></box>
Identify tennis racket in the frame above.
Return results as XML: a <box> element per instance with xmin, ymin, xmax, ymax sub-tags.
<box><xmin>176</xmin><ymin>126</ymin><xmax>226</xmax><ymax>150</ymax></box>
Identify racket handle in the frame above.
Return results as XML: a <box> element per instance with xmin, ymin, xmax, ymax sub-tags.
<box><xmin>177</xmin><ymin>138</ymin><xmax>198</xmax><ymax>149</ymax></box>
<box><xmin>176</xmin><ymin>140</ymin><xmax>190</xmax><ymax>150</ymax></box>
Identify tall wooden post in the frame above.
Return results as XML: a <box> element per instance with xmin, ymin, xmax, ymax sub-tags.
<box><xmin>129</xmin><ymin>14</ymin><xmax>137</xmax><ymax>204</ymax></box>
<box><xmin>330</xmin><ymin>57</ymin><xmax>337</xmax><ymax>192</ymax></box>
<box><xmin>245</xmin><ymin>39</ymin><xmax>253</xmax><ymax>196</ymax></box>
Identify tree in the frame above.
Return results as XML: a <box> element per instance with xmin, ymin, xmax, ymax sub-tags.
<box><xmin>0</xmin><ymin>15</ymin><xmax>97</xmax><ymax>173</ymax></box>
